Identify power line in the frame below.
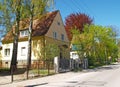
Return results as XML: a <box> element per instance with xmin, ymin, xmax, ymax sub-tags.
<box><xmin>63</xmin><ymin>0</ymin><xmax>78</xmax><ymax>12</ymax></box>
<box><xmin>78</xmin><ymin>0</ymin><xmax>103</xmax><ymax>24</ymax></box>
<box><xmin>71</xmin><ymin>0</ymin><xmax>82</xmax><ymax>12</ymax></box>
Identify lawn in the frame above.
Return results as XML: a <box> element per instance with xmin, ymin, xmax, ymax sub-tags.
<box><xmin>30</xmin><ymin>69</ymin><xmax>55</xmax><ymax>76</ymax></box>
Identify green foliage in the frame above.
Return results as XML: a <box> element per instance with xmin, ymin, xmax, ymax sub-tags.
<box><xmin>117</xmin><ymin>39</ymin><xmax>120</xmax><ymax>58</ymax></box>
<box><xmin>72</xmin><ymin>24</ymin><xmax>118</xmax><ymax>66</ymax></box>
<box><xmin>0</xmin><ymin>68</ymin><xmax>10</xmax><ymax>72</ymax></box>
<box><xmin>21</xmin><ymin>0</ymin><xmax>54</xmax><ymax>19</ymax></box>
<box><xmin>30</xmin><ymin>69</ymin><xmax>55</xmax><ymax>76</ymax></box>
<box><xmin>0</xmin><ymin>0</ymin><xmax>55</xmax><ymax>35</ymax></box>
<box><xmin>45</xmin><ymin>43</ymin><xmax>60</xmax><ymax>60</ymax></box>
<box><xmin>72</xmin><ymin>67</ymin><xmax>82</xmax><ymax>72</ymax></box>
<box><xmin>0</xmin><ymin>0</ymin><xmax>14</xmax><ymax>36</ymax></box>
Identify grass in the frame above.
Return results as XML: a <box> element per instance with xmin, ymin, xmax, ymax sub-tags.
<box><xmin>0</xmin><ymin>68</ymin><xmax>10</xmax><ymax>76</ymax></box>
<box><xmin>88</xmin><ymin>66</ymin><xmax>96</xmax><ymax>69</ymax></box>
<box><xmin>30</xmin><ymin>69</ymin><xmax>55</xmax><ymax>76</ymax></box>
<box><xmin>0</xmin><ymin>68</ymin><xmax>10</xmax><ymax>71</ymax></box>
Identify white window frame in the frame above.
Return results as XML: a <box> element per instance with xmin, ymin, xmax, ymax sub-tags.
<box><xmin>61</xmin><ymin>34</ymin><xmax>64</xmax><ymax>41</ymax></box>
<box><xmin>21</xmin><ymin>47</ymin><xmax>26</xmax><ymax>56</ymax></box>
<box><xmin>4</xmin><ymin>48</ymin><xmax>10</xmax><ymax>56</ymax></box>
<box><xmin>20</xmin><ymin>30</ymin><xmax>29</xmax><ymax>37</ymax></box>
<box><xmin>53</xmin><ymin>32</ymin><xmax>57</xmax><ymax>39</ymax></box>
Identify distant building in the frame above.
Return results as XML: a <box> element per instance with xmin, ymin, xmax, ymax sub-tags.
<box><xmin>70</xmin><ymin>44</ymin><xmax>79</xmax><ymax>59</ymax></box>
<box><xmin>70</xmin><ymin>44</ymin><xmax>88</xmax><ymax>69</ymax></box>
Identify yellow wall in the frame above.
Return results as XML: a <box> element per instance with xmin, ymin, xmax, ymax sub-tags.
<box><xmin>45</xmin><ymin>36</ymin><xmax>70</xmax><ymax>58</ymax></box>
<box><xmin>45</xmin><ymin>11</ymin><xmax>69</xmax><ymax>43</ymax></box>
<box><xmin>0</xmin><ymin>50</ymin><xmax>2</xmax><ymax>60</ymax></box>
<box><xmin>32</xmin><ymin>36</ymin><xmax>45</xmax><ymax>60</ymax></box>
<box><xmin>32</xmin><ymin>11</ymin><xmax>70</xmax><ymax>59</ymax></box>
<box><xmin>32</xmin><ymin>36</ymin><xmax>70</xmax><ymax>59</ymax></box>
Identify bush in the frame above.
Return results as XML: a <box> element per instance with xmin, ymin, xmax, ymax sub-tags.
<box><xmin>88</xmin><ymin>66</ymin><xmax>95</xmax><ymax>69</ymax></box>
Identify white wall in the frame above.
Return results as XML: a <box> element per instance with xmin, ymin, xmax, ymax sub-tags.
<box><xmin>70</xmin><ymin>51</ymin><xmax>79</xmax><ymax>60</ymax></box>
<box><xmin>2</xmin><ymin>41</ymin><xmax>35</xmax><ymax>61</ymax></box>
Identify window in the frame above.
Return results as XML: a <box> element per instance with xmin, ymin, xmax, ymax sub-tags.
<box><xmin>20</xmin><ymin>30</ymin><xmax>28</xmax><ymax>37</ymax></box>
<box><xmin>61</xmin><ymin>34</ymin><xmax>64</xmax><ymax>41</ymax></box>
<box><xmin>21</xmin><ymin>47</ymin><xmax>26</xmax><ymax>56</ymax></box>
<box><xmin>53</xmin><ymin>32</ymin><xmax>57</xmax><ymax>39</ymax></box>
<box><xmin>4</xmin><ymin>49</ymin><xmax>10</xmax><ymax>56</ymax></box>
<box><xmin>57</xmin><ymin>22</ymin><xmax>60</xmax><ymax>25</ymax></box>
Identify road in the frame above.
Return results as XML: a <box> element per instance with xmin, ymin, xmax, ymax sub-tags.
<box><xmin>1</xmin><ymin>63</ymin><xmax>120</xmax><ymax>87</ymax></box>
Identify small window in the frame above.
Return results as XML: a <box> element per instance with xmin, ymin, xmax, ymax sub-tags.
<box><xmin>21</xmin><ymin>47</ymin><xmax>26</xmax><ymax>56</ymax></box>
<box><xmin>61</xmin><ymin>34</ymin><xmax>64</xmax><ymax>41</ymax></box>
<box><xmin>57</xmin><ymin>22</ymin><xmax>60</xmax><ymax>25</ymax></box>
<box><xmin>53</xmin><ymin>32</ymin><xmax>57</xmax><ymax>39</ymax></box>
<box><xmin>4</xmin><ymin>49</ymin><xmax>10</xmax><ymax>56</ymax></box>
<box><xmin>20</xmin><ymin>30</ymin><xmax>28</xmax><ymax>37</ymax></box>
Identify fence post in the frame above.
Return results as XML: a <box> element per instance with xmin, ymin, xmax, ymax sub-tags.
<box><xmin>54</xmin><ymin>57</ymin><xmax>59</xmax><ymax>73</ymax></box>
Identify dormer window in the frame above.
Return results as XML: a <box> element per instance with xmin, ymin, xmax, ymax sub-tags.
<box><xmin>20</xmin><ymin>30</ymin><xmax>29</xmax><ymax>37</ymax></box>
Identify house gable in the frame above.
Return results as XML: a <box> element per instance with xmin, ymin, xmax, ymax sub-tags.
<box><xmin>45</xmin><ymin>11</ymin><xmax>69</xmax><ymax>43</ymax></box>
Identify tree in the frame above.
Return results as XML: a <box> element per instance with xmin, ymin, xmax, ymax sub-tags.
<box><xmin>0</xmin><ymin>0</ymin><xmax>55</xmax><ymax>80</ymax></box>
<box><xmin>65</xmin><ymin>13</ymin><xmax>93</xmax><ymax>40</ymax></box>
<box><xmin>24</xmin><ymin>1</ymin><xmax>34</xmax><ymax>79</ymax></box>
<box><xmin>10</xmin><ymin>0</ymin><xmax>24</xmax><ymax>82</ymax></box>
<box><xmin>117</xmin><ymin>39</ymin><xmax>120</xmax><ymax>58</ymax></box>
<box><xmin>45</xmin><ymin>43</ymin><xmax>60</xmax><ymax>74</ymax></box>
<box><xmin>0</xmin><ymin>0</ymin><xmax>13</xmax><ymax>33</ymax></box>
<box><xmin>22</xmin><ymin>0</ymin><xmax>55</xmax><ymax>79</ymax></box>
<box><xmin>0</xmin><ymin>0</ymin><xmax>14</xmax><ymax>45</ymax></box>
<box><xmin>72</xmin><ymin>24</ymin><xmax>118</xmax><ymax>67</ymax></box>
<box><xmin>32</xmin><ymin>37</ymin><xmax>45</xmax><ymax>75</ymax></box>
<box><xmin>0</xmin><ymin>0</ymin><xmax>29</xmax><ymax>82</ymax></box>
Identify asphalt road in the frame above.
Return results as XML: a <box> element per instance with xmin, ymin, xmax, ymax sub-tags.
<box><xmin>1</xmin><ymin>63</ymin><xmax>120</xmax><ymax>87</ymax></box>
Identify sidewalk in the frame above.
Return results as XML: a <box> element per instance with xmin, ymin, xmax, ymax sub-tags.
<box><xmin>0</xmin><ymin>71</ymin><xmax>86</xmax><ymax>87</ymax></box>
<box><xmin>0</xmin><ymin>76</ymin><xmax>11</xmax><ymax>85</ymax></box>
<box><xmin>1</xmin><ymin>63</ymin><xmax>116</xmax><ymax>87</ymax></box>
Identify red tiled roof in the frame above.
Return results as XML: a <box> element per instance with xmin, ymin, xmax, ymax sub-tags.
<box><xmin>2</xmin><ymin>10</ymin><xmax>59</xmax><ymax>43</ymax></box>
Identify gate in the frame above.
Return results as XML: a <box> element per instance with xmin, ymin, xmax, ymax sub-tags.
<box><xmin>59</xmin><ymin>58</ymin><xmax>70</xmax><ymax>72</ymax></box>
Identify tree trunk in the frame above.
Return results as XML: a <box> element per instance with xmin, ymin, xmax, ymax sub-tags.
<box><xmin>26</xmin><ymin>4</ymin><xmax>34</xmax><ymax>79</ymax></box>
<box><xmin>10</xmin><ymin>0</ymin><xmax>21</xmax><ymax>82</ymax></box>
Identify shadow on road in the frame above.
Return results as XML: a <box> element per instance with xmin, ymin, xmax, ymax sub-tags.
<box><xmin>24</xmin><ymin>82</ymin><xmax>48</xmax><ymax>87</ymax></box>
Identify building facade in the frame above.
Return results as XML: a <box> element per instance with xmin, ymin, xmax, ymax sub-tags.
<box><xmin>1</xmin><ymin>10</ymin><xmax>70</xmax><ymax>68</ymax></box>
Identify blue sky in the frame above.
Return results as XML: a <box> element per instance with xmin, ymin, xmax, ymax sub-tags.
<box><xmin>54</xmin><ymin>0</ymin><xmax>120</xmax><ymax>29</ymax></box>
<box><xmin>0</xmin><ymin>0</ymin><xmax>120</xmax><ymax>45</ymax></box>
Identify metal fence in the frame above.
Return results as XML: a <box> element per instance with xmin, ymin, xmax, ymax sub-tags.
<box><xmin>0</xmin><ymin>59</ymin><xmax>55</xmax><ymax>83</ymax></box>
<box><xmin>0</xmin><ymin>58</ymin><xmax>73</xmax><ymax>83</ymax></box>
<box><xmin>59</xmin><ymin>58</ymin><xmax>70</xmax><ymax>72</ymax></box>
<box><xmin>0</xmin><ymin>61</ymin><xmax>2</xmax><ymax>68</ymax></box>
